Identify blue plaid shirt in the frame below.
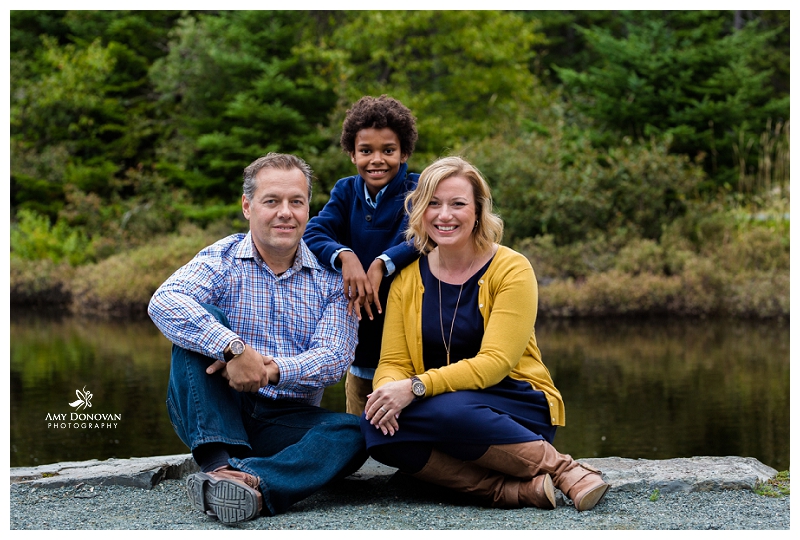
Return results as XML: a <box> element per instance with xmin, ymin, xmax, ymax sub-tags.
<box><xmin>148</xmin><ymin>232</ymin><xmax>358</xmax><ymax>406</ymax></box>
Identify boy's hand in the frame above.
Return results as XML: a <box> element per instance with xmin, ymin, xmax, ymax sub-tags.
<box><xmin>365</xmin><ymin>259</ymin><xmax>385</xmax><ymax>315</ymax></box>
<box><xmin>338</xmin><ymin>251</ymin><xmax>374</xmax><ymax>320</ymax></box>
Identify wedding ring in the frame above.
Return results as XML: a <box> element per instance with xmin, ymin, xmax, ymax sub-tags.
<box><xmin>380</xmin><ymin>407</ymin><xmax>387</xmax><ymax>413</ymax></box>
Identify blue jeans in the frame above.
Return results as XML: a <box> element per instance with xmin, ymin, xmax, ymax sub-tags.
<box><xmin>166</xmin><ymin>305</ymin><xmax>367</xmax><ymax>515</ymax></box>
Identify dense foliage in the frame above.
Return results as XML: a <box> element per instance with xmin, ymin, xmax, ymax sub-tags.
<box><xmin>9</xmin><ymin>10</ymin><xmax>789</xmax><ymax>318</ymax></box>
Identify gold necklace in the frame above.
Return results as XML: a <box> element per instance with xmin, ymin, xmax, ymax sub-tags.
<box><xmin>438</xmin><ymin>254</ymin><xmax>476</xmax><ymax>366</ymax></box>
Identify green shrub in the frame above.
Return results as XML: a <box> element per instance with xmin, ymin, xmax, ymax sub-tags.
<box><xmin>721</xmin><ymin>270</ymin><xmax>789</xmax><ymax>319</ymax></box>
<box><xmin>58</xmin><ymin>168</ymin><xmax>194</xmax><ymax>260</ymax></box>
<box><xmin>614</xmin><ymin>238</ymin><xmax>664</xmax><ymax>275</ymax></box>
<box><xmin>10</xmin><ymin>208</ymin><xmax>93</xmax><ymax>266</ymax></box>
<box><xmin>472</xmin><ymin>120</ymin><xmax>705</xmax><ymax>246</ymax></box>
<box><xmin>535</xmin><ymin>236</ymin><xmax>788</xmax><ymax>319</ymax></box>
<box><xmin>538</xmin><ymin>270</ymin><xmax>684</xmax><ymax>317</ymax></box>
<box><xmin>530</xmin><ymin>186</ymin><xmax>789</xmax><ymax>319</ymax></box>
<box><xmin>673</xmin><ymin>257</ymin><xmax>723</xmax><ymax>315</ymax></box>
<box><xmin>69</xmin><ymin>223</ymin><xmax>226</xmax><ymax>318</ymax></box>
<box><xmin>9</xmin><ymin>256</ymin><xmax>74</xmax><ymax>308</ymax></box>
<box><xmin>516</xmin><ymin>233</ymin><xmax>620</xmax><ymax>281</ymax></box>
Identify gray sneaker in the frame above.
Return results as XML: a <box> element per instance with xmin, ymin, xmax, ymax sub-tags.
<box><xmin>186</xmin><ymin>466</ymin><xmax>263</xmax><ymax>524</ymax></box>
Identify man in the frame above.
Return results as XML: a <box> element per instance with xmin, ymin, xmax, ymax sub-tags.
<box><xmin>148</xmin><ymin>153</ymin><xmax>366</xmax><ymax>525</ymax></box>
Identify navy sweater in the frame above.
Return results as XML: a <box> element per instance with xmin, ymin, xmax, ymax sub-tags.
<box><xmin>304</xmin><ymin>163</ymin><xmax>419</xmax><ymax>369</ymax></box>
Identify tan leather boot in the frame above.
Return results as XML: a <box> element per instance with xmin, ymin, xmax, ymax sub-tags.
<box><xmin>412</xmin><ymin>449</ymin><xmax>555</xmax><ymax>509</ymax></box>
<box><xmin>473</xmin><ymin>441</ymin><xmax>609</xmax><ymax>511</ymax></box>
<box><xmin>555</xmin><ymin>461</ymin><xmax>609</xmax><ymax>512</ymax></box>
<box><xmin>518</xmin><ymin>472</ymin><xmax>557</xmax><ymax>509</ymax></box>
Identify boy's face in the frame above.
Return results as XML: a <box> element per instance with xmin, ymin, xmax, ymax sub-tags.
<box><xmin>350</xmin><ymin>127</ymin><xmax>408</xmax><ymax>199</ymax></box>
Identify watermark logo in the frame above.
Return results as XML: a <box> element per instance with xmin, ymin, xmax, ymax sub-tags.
<box><xmin>68</xmin><ymin>386</ymin><xmax>93</xmax><ymax>411</ymax></box>
<box><xmin>44</xmin><ymin>385</ymin><xmax>122</xmax><ymax>430</ymax></box>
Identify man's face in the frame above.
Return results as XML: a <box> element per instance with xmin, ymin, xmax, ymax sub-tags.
<box><xmin>242</xmin><ymin>167</ymin><xmax>309</xmax><ymax>262</ymax></box>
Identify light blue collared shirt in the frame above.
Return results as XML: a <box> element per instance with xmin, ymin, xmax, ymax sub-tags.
<box><xmin>364</xmin><ymin>183</ymin><xmax>387</xmax><ymax>209</ymax></box>
<box><xmin>148</xmin><ymin>233</ymin><xmax>359</xmax><ymax>406</ymax></box>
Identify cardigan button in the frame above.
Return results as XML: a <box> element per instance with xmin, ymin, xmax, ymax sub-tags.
<box><xmin>365</xmin><ymin>215</ymin><xmax>372</xmax><ymax>222</ymax></box>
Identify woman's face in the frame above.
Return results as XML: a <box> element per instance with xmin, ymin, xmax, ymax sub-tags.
<box><xmin>423</xmin><ymin>175</ymin><xmax>477</xmax><ymax>253</ymax></box>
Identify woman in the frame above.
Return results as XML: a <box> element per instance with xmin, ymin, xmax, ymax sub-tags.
<box><xmin>361</xmin><ymin>156</ymin><xmax>609</xmax><ymax>511</ymax></box>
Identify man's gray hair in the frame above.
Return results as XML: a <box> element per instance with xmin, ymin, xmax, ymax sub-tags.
<box><xmin>242</xmin><ymin>153</ymin><xmax>313</xmax><ymax>201</ymax></box>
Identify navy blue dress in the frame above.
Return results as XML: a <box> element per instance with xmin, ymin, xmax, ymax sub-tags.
<box><xmin>361</xmin><ymin>255</ymin><xmax>557</xmax><ymax>452</ymax></box>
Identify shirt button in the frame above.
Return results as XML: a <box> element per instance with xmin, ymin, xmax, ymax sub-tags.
<box><xmin>552</xmin><ymin>417</ymin><xmax>556</xmax><ymax>422</ymax></box>
<box><xmin>365</xmin><ymin>215</ymin><xmax>372</xmax><ymax>222</ymax></box>
<box><xmin>479</xmin><ymin>304</ymin><xmax>484</xmax><ymax>308</ymax></box>
<box><xmin>479</xmin><ymin>279</ymin><xmax>484</xmax><ymax>284</ymax></box>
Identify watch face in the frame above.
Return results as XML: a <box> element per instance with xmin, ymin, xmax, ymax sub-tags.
<box><xmin>230</xmin><ymin>339</ymin><xmax>245</xmax><ymax>355</ymax></box>
<box><xmin>412</xmin><ymin>380</ymin><xmax>425</xmax><ymax>397</ymax></box>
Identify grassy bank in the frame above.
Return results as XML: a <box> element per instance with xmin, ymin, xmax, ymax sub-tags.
<box><xmin>10</xmin><ymin>193</ymin><xmax>788</xmax><ymax>320</ymax></box>
<box><xmin>520</xmin><ymin>197</ymin><xmax>789</xmax><ymax>319</ymax></box>
<box><xmin>10</xmin><ymin>223</ymin><xmax>227</xmax><ymax>318</ymax></box>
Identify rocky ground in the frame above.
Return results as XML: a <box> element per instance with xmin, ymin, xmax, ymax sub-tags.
<box><xmin>9</xmin><ymin>454</ymin><xmax>790</xmax><ymax>530</ymax></box>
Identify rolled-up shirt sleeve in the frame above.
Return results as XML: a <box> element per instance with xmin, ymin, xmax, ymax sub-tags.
<box><xmin>148</xmin><ymin>253</ymin><xmax>240</xmax><ymax>361</ymax></box>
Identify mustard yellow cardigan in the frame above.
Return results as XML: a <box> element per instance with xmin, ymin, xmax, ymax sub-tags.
<box><xmin>374</xmin><ymin>245</ymin><xmax>566</xmax><ymax>426</ymax></box>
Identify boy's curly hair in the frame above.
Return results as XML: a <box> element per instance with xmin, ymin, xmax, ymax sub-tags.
<box><xmin>340</xmin><ymin>95</ymin><xmax>418</xmax><ymax>157</ymax></box>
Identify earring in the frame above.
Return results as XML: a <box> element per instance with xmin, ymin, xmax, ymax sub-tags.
<box><xmin>474</xmin><ymin>220</ymin><xmax>479</xmax><ymax>229</ymax></box>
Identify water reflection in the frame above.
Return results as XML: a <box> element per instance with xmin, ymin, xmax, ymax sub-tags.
<box><xmin>10</xmin><ymin>312</ymin><xmax>789</xmax><ymax>470</ymax></box>
<box><xmin>535</xmin><ymin>316</ymin><xmax>790</xmax><ymax>471</ymax></box>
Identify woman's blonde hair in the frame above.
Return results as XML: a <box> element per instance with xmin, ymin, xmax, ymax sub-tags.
<box><xmin>405</xmin><ymin>156</ymin><xmax>503</xmax><ymax>254</ymax></box>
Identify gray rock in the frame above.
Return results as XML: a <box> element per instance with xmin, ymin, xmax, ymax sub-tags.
<box><xmin>10</xmin><ymin>454</ymin><xmax>199</xmax><ymax>489</ymax></box>
<box><xmin>579</xmin><ymin>456</ymin><xmax>778</xmax><ymax>492</ymax></box>
<box><xmin>10</xmin><ymin>453</ymin><xmax>778</xmax><ymax>493</ymax></box>
<box><xmin>9</xmin><ymin>455</ymin><xmax>789</xmax><ymax>530</ymax></box>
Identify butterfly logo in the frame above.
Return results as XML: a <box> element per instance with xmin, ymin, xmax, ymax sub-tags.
<box><xmin>69</xmin><ymin>386</ymin><xmax>93</xmax><ymax>411</ymax></box>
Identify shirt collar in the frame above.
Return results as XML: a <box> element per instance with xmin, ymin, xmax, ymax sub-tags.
<box><xmin>364</xmin><ymin>183</ymin><xmax>388</xmax><ymax>209</ymax></box>
<box><xmin>236</xmin><ymin>232</ymin><xmax>320</xmax><ymax>272</ymax></box>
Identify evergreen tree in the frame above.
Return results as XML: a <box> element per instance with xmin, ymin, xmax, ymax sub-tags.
<box><xmin>552</xmin><ymin>10</ymin><xmax>789</xmax><ymax>188</ymax></box>
<box><xmin>149</xmin><ymin>11</ymin><xmax>337</xmax><ymax>202</ymax></box>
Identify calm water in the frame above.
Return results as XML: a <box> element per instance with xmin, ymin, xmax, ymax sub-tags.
<box><xmin>9</xmin><ymin>311</ymin><xmax>790</xmax><ymax>470</ymax></box>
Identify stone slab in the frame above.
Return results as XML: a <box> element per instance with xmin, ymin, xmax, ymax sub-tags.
<box><xmin>10</xmin><ymin>454</ymin><xmax>778</xmax><ymax>492</ymax></box>
<box><xmin>10</xmin><ymin>454</ymin><xmax>199</xmax><ymax>489</ymax></box>
<box><xmin>579</xmin><ymin>456</ymin><xmax>778</xmax><ymax>492</ymax></box>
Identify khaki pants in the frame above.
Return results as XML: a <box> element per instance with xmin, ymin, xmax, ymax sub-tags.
<box><xmin>344</xmin><ymin>371</ymin><xmax>373</xmax><ymax>416</ymax></box>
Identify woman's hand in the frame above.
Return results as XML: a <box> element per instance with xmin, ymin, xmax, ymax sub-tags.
<box><xmin>364</xmin><ymin>379</ymin><xmax>416</xmax><ymax>436</ymax></box>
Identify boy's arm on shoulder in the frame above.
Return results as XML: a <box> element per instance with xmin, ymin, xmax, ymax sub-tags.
<box><xmin>379</xmin><ymin>173</ymin><xmax>419</xmax><ymax>272</ymax></box>
<box><xmin>381</xmin><ymin>241</ymin><xmax>419</xmax><ymax>274</ymax></box>
<box><xmin>304</xmin><ymin>177</ymin><xmax>356</xmax><ymax>268</ymax></box>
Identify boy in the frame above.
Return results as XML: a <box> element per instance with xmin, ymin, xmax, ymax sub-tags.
<box><xmin>304</xmin><ymin>95</ymin><xmax>419</xmax><ymax>415</ymax></box>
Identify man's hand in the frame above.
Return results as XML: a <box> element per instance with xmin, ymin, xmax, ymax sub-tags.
<box><xmin>206</xmin><ymin>347</ymin><xmax>277</xmax><ymax>393</ymax></box>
